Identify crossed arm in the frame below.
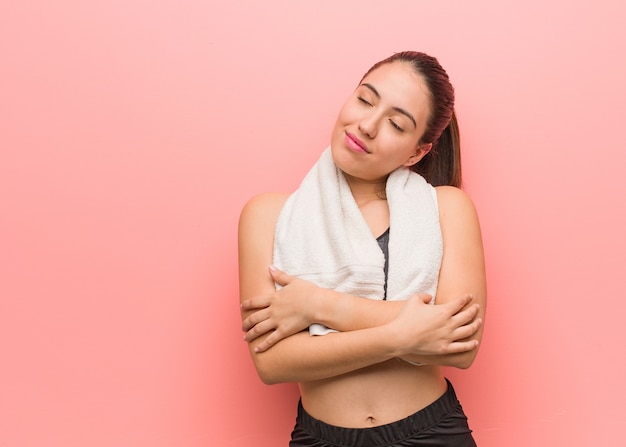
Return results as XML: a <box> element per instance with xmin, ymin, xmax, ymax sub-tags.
<box><xmin>238</xmin><ymin>187</ymin><xmax>486</xmax><ymax>384</ymax></box>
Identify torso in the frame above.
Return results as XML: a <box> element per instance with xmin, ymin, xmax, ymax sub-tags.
<box><xmin>263</xmin><ymin>191</ymin><xmax>448</xmax><ymax>428</ymax></box>
<box><xmin>300</xmin><ymin>361</ymin><xmax>447</xmax><ymax>427</ymax></box>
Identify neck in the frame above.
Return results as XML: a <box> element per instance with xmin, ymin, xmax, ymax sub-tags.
<box><xmin>343</xmin><ymin>172</ymin><xmax>388</xmax><ymax>205</ymax></box>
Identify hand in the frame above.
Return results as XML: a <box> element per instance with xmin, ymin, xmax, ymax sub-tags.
<box><xmin>241</xmin><ymin>266</ymin><xmax>321</xmax><ymax>352</ymax></box>
<box><xmin>388</xmin><ymin>293</ymin><xmax>481</xmax><ymax>357</ymax></box>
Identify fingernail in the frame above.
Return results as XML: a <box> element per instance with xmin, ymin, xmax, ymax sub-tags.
<box><xmin>269</xmin><ymin>265</ymin><xmax>277</xmax><ymax>273</ymax></box>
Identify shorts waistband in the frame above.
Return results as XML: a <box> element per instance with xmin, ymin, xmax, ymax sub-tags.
<box><xmin>295</xmin><ymin>379</ymin><xmax>462</xmax><ymax>446</ymax></box>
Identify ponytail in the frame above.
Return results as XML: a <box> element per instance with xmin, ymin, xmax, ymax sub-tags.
<box><xmin>411</xmin><ymin>112</ymin><xmax>462</xmax><ymax>188</ymax></box>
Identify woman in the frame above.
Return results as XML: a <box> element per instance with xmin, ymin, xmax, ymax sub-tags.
<box><xmin>238</xmin><ymin>51</ymin><xmax>486</xmax><ymax>446</ymax></box>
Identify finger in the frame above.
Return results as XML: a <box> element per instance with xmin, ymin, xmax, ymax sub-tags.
<box><xmin>444</xmin><ymin>294</ymin><xmax>474</xmax><ymax>316</ymax></box>
<box><xmin>244</xmin><ymin>318</ymin><xmax>276</xmax><ymax>342</ymax></box>
<box><xmin>444</xmin><ymin>339</ymin><xmax>479</xmax><ymax>354</ymax></box>
<box><xmin>241</xmin><ymin>308</ymin><xmax>269</xmax><ymax>331</ymax></box>
<box><xmin>254</xmin><ymin>330</ymin><xmax>281</xmax><ymax>353</ymax></box>
<box><xmin>269</xmin><ymin>265</ymin><xmax>291</xmax><ymax>286</ymax></box>
<box><xmin>417</xmin><ymin>293</ymin><xmax>433</xmax><ymax>304</ymax></box>
<box><xmin>241</xmin><ymin>295</ymin><xmax>270</xmax><ymax>311</ymax></box>
<box><xmin>452</xmin><ymin>318</ymin><xmax>482</xmax><ymax>341</ymax></box>
<box><xmin>452</xmin><ymin>303</ymin><xmax>480</xmax><ymax>326</ymax></box>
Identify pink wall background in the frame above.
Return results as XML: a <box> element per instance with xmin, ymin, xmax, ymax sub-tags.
<box><xmin>2</xmin><ymin>1</ymin><xmax>625</xmax><ymax>446</ymax></box>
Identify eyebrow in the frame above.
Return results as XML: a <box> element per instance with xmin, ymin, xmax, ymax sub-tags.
<box><xmin>361</xmin><ymin>83</ymin><xmax>417</xmax><ymax>128</ymax></box>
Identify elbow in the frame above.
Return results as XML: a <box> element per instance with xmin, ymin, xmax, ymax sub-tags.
<box><xmin>252</xmin><ymin>354</ymin><xmax>287</xmax><ymax>385</ymax></box>
<box><xmin>258</xmin><ymin>374</ymin><xmax>279</xmax><ymax>386</ymax></box>
<box><xmin>257</xmin><ymin>369</ymin><xmax>281</xmax><ymax>386</ymax></box>
<box><xmin>454</xmin><ymin>358</ymin><xmax>474</xmax><ymax>370</ymax></box>
<box><xmin>449</xmin><ymin>350</ymin><xmax>479</xmax><ymax>370</ymax></box>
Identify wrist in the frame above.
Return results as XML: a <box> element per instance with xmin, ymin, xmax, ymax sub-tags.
<box><xmin>381</xmin><ymin>323</ymin><xmax>407</xmax><ymax>359</ymax></box>
<box><xmin>311</xmin><ymin>286</ymin><xmax>333</xmax><ymax>326</ymax></box>
<box><xmin>315</xmin><ymin>287</ymin><xmax>352</xmax><ymax>329</ymax></box>
<box><xmin>381</xmin><ymin>318</ymin><xmax>414</xmax><ymax>358</ymax></box>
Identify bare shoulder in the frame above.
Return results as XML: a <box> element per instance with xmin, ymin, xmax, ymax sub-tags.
<box><xmin>239</xmin><ymin>192</ymin><xmax>290</xmax><ymax>228</ymax></box>
<box><xmin>435</xmin><ymin>186</ymin><xmax>479</xmax><ymax>223</ymax></box>
<box><xmin>238</xmin><ymin>192</ymin><xmax>291</xmax><ymax>245</ymax></box>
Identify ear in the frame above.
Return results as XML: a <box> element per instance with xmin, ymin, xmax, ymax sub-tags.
<box><xmin>403</xmin><ymin>143</ymin><xmax>432</xmax><ymax>167</ymax></box>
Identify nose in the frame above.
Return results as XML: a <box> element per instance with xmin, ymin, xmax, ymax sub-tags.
<box><xmin>358</xmin><ymin>112</ymin><xmax>378</xmax><ymax>139</ymax></box>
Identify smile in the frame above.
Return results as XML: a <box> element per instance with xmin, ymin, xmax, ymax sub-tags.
<box><xmin>345</xmin><ymin>132</ymin><xmax>370</xmax><ymax>154</ymax></box>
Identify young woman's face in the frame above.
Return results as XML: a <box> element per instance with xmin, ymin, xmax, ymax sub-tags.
<box><xmin>330</xmin><ymin>61</ymin><xmax>432</xmax><ymax>183</ymax></box>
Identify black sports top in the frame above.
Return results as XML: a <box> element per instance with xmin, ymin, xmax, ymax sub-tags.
<box><xmin>376</xmin><ymin>228</ymin><xmax>390</xmax><ymax>300</ymax></box>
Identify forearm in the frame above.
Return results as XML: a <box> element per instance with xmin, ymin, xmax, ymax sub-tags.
<box><xmin>400</xmin><ymin>350</ymin><xmax>478</xmax><ymax>370</ymax></box>
<box><xmin>250</xmin><ymin>295</ymin><xmax>483</xmax><ymax>384</ymax></box>
<box><xmin>249</xmin><ymin>325</ymin><xmax>397</xmax><ymax>384</ymax></box>
<box><xmin>314</xmin><ymin>288</ymin><xmax>405</xmax><ymax>331</ymax></box>
<box><xmin>315</xmin><ymin>289</ymin><xmax>480</xmax><ymax>369</ymax></box>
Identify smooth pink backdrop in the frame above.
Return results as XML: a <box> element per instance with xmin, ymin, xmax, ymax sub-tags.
<box><xmin>2</xmin><ymin>1</ymin><xmax>625</xmax><ymax>446</ymax></box>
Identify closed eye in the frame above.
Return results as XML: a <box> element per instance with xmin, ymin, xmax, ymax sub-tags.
<box><xmin>357</xmin><ymin>96</ymin><xmax>373</xmax><ymax>107</ymax></box>
<box><xmin>389</xmin><ymin>119</ymin><xmax>404</xmax><ymax>132</ymax></box>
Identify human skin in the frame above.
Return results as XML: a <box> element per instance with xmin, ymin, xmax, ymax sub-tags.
<box><xmin>238</xmin><ymin>61</ymin><xmax>486</xmax><ymax>428</ymax></box>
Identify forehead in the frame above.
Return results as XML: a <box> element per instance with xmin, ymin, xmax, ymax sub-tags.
<box><xmin>360</xmin><ymin>62</ymin><xmax>431</xmax><ymax>115</ymax></box>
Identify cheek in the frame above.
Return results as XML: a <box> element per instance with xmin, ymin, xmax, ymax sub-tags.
<box><xmin>334</xmin><ymin>106</ymin><xmax>350</xmax><ymax>126</ymax></box>
<box><xmin>336</xmin><ymin>99</ymin><xmax>363</xmax><ymax>124</ymax></box>
<box><xmin>380</xmin><ymin>134</ymin><xmax>419</xmax><ymax>160</ymax></box>
<box><xmin>332</xmin><ymin>106</ymin><xmax>352</xmax><ymax>136</ymax></box>
<box><xmin>331</xmin><ymin>118</ymin><xmax>343</xmax><ymax>142</ymax></box>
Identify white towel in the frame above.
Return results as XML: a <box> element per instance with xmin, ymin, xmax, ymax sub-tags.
<box><xmin>273</xmin><ymin>148</ymin><xmax>443</xmax><ymax>335</ymax></box>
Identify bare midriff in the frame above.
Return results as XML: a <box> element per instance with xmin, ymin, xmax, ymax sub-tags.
<box><xmin>298</xmin><ymin>360</ymin><xmax>448</xmax><ymax>428</ymax></box>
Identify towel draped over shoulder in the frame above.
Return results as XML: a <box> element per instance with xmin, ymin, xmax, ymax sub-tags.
<box><xmin>273</xmin><ymin>148</ymin><xmax>443</xmax><ymax>335</ymax></box>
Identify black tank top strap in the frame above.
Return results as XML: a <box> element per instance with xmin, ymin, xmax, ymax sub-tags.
<box><xmin>376</xmin><ymin>228</ymin><xmax>390</xmax><ymax>300</ymax></box>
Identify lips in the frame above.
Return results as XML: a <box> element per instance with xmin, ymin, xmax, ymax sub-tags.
<box><xmin>345</xmin><ymin>132</ymin><xmax>370</xmax><ymax>154</ymax></box>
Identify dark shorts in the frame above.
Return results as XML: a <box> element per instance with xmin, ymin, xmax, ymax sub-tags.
<box><xmin>289</xmin><ymin>379</ymin><xmax>477</xmax><ymax>447</ymax></box>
